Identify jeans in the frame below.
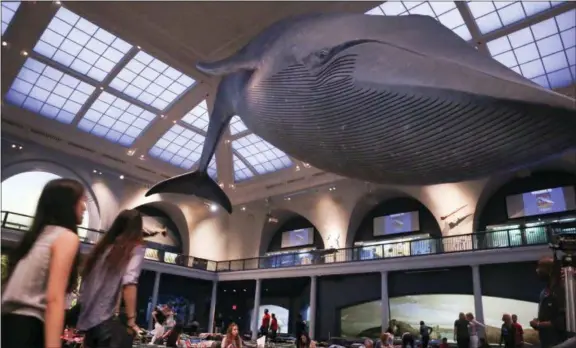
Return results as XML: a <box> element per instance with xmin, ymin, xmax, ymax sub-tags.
<box><xmin>1</xmin><ymin>314</ymin><xmax>44</xmax><ymax>348</ymax></box>
<box><xmin>457</xmin><ymin>337</ymin><xmax>470</xmax><ymax>348</ymax></box>
<box><xmin>422</xmin><ymin>336</ymin><xmax>430</xmax><ymax>348</ymax></box>
<box><xmin>83</xmin><ymin>317</ymin><xmax>134</xmax><ymax>348</ymax></box>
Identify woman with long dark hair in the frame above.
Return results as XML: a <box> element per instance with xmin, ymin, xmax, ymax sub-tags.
<box><xmin>76</xmin><ymin>209</ymin><xmax>146</xmax><ymax>347</ymax></box>
<box><xmin>222</xmin><ymin>323</ymin><xmax>243</xmax><ymax>348</ymax></box>
<box><xmin>1</xmin><ymin>178</ymin><xmax>86</xmax><ymax>348</ymax></box>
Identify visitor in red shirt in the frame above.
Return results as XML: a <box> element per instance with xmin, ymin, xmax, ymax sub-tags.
<box><xmin>270</xmin><ymin>313</ymin><xmax>278</xmax><ymax>340</ymax></box>
<box><xmin>512</xmin><ymin>314</ymin><xmax>524</xmax><ymax>348</ymax></box>
<box><xmin>260</xmin><ymin>309</ymin><xmax>270</xmax><ymax>336</ymax></box>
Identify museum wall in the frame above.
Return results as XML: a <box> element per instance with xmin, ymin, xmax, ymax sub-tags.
<box><xmin>2</xmin><ymin>136</ymin><xmax>575</xmax><ymax>262</ymax></box>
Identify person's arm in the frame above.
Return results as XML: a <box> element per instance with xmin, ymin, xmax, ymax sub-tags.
<box><xmin>539</xmin><ymin>287</ymin><xmax>566</xmax><ymax>331</ymax></box>
<box><xmin>45</xmin><ymin>231</ymin><xmax>80</xmax><ymax>348</ymax></box>
<box><xmin>122</xmin><ymin>246</ymin><xmax>145</xmax><ymax>333</ymax></box>
<box><xmin>473</xmin><ymin>319</ymin><xmax>486</xmax><ymax>328</ymax></box>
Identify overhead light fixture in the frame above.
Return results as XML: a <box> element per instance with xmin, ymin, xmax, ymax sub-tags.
<box><xmin>99</xmin><ymin>87</ymin><xmax>104</xmax><ymax>90</ymax></box>
<box><xmin>218</xmin><ymin>182</ymin><xmax>224</xmax><ymax>188</ymax></box>
<box><xmin>2</xmin><ymin>41</ymin><xmax>7</xmax><ymax>47</ymax></box>
<box><xmin>295</xmin><ymin>165</ymin><xmax>301</xmax><ymax>171</ymax></box>
<box><xmin>160</xmin><ymin>114</ymin><xmax>165</xmax><ymax>118</ymax></box>
<box><xmin>55</xmin><ymin>0</ymin><xmax>61</xmax><ymax>5</ymax></box>
<box><xmin>21</xmin><ymin>50</ymin><xmax>28</xmax><ymax>56</ymax></box>
<box><xmin>127</xmin><ymin>149</ymin><xmax>136</xmax><ymax>156</ymax></box>
<box><xmin>225</xmin><ymin>140</ymin><xmax>231</xmax><ymax>144</ymax></box>
<box><xmin>93</xmin><ymin>170</ymin><xmax>97</xmax><ymax>173</ymax></box>
<box><xmin>328</xmin><ymin>186</ymin><xmax>336</xmax><ymax>191</ymax></box>
<box><xmin>229</xmin><ymin>184</ymin><xmax>236</xmax><ymax>189</ymax></box>
<box><xmin>241</xmin><ymin>206</ymin><xmax>246</xmax><ymax>211</ymax></box>
<box><xmin>284</xmin><ymin>197</ymin><xmax>291</xmax><ymax>201</ymax></box>
<box><xmin>210</xmin><ymin>203</ymin><xmax>218</xmax><ymax>212</ymax></box>
<box><xmin>172</xmin><ymin>120</ymin><xmax>176</xmax><ymax>124</ymax></box>
<box><xmin>119</xmin><ymin>175</ymin><xmax>125</xmax><ymax>180</ymax></box>
<box><xmin>303</xmin><ymin>162</ymin><xmax>311</xmax><ymax>168</ymax></box>
<box><xmin>139</xmin><ymin>155</ymin><xmax>145</xmax><ymax>160</ymax></box>
<box><xmin>137</xmin><ymin>46</ymin><xmax>141</xmax><ymax>50</ymax></box>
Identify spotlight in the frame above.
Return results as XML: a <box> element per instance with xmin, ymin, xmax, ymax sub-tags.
<box><xmin>160</xmin><ymin>114</ymin><xmax>165</xmax><ymax>118</ymax></box>
<box><xmin>127</xmin><ymin>149</ymin><xmax>136</xmax><ymax>156</ymax></box>
<box><xmin>2</xmin><ymin>41</ymin><xmax>7</xmax><ymax>47</ymax></box>
<box><xmin>137</xmin><ymin>46</ymin><xmax>141</xmax><ymax>50</ymax></box>
<box><xmin>295</xmin><ymin>165</ymin><xmax>301</xmax><ymax>171</ymax></box>
<box><xmin>119</xmin><ymin>175</ymin><xmax>125</xmax><ymax>180</ymax></box>
<box><xmin>210</xmin><ymin>204</ymin><xmax>218</xmax><ymax>212</ymax></box>
<box><xmin>18</xmin><ymin>146</ymin><xmax>22</xmax><ymax>150</ymax></box>
<box><xmin>93</xmin><ymin>170</ymin><xmax>97</xmax><ymax>173</ymax></box>
<box><xmin>99</xmin><ymin>87</ymin><xmax>104</xmax><ymax>90</ymax></box>
<box><xmin>21</xmin><ymin>50</ymin><xmax>28</xmax><ymax>56</ymax></box>
<box><xmin>241</xmin><ymin>206</ymin><xmax>246</xmax><ymax>211</ymax></box>
<box><xmin>11</xmin><ymin>144</ymin><xmax>15</xmax><ymax>148</ymax></box>
<box><xmin>54</xmin><ymin>1</ymin><xmax>61</xmax><ymax>5</ymax></box>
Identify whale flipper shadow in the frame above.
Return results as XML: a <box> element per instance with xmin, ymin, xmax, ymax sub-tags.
<box><xmin>145</xmin><ymin>172</ymin><xmax>232</xmax><ymax>213</ymax></box>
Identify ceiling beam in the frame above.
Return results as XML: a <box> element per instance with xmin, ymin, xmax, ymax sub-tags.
<box><xmin>455</xmin><ymin>2</ymin><xmax>491</xmax><ymax>56</ymax></box>
<box><xmin>478</xmin><ymin>2</ymin><xmax>576</xmax><ymax>44</ymax></box>
<box><xmin>1</xmin><ymin>2</ymin><xmax>59</xmax><ymax>97</ymax></box>
<box><xmin>232</xmin><ymin>149</ymin><xmax>259</xmax><ymax>176</ymax></box>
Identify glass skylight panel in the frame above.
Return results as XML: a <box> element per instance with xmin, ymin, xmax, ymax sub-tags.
<box><xmin>5</xmin><ymin>58</ymin><xmax>95</xmax><ymax>124</ymax></box>
<box><xmin>78</xmin><ymin>92</ymin><xmax>156</xmax><ymax>146</ymax></box>
<box><xmin>232</xmin><ymin>134</ymin><xmax>293</xmax><ymax>175</ymax></box>
<box><xmin>366</xmin><ymin>1</ymin><xmax>472</xmax><ymax>41</ymax></box>
<box><xmin>1</xmin><ymin>1</ymin><xmax>20</xmax><ymax>35</ymax></box>
<box><xmin>110</xmin><ymin>51</ymin><xmax>195</xmax><ymax>111</ymax></box>
<box><xmin>233</xmin><ymin>155</ymin><xmax>255</xmax><ymax>182</ymax></box>
<box><xmin>181</xmin><ymin>99</ymin><xmax>210</xmax><ymax>131</ymax></box>
<box><xmin>33</xmin><ymin>7</ymin><xmax>132</xmax><ymax>82</ymax></box>
<box><xmin>208</xmin><ymin>157</ymin><xmax>217</xmax><ymax>179</ymax></box>
<box><xmin>149</xmin><ymin>124</ymin><xmax>205</xmax><ymax>169</ymax></box>
<box><xmin>487</xmin><ymin>10</ymin><xmax>575</xmax><ymax>89</ymax></box>
<box><xmin>230</xmin><ymin>116</ymin><xmax>248</xmax><ymax>135</ymax></box>
<box><xmin>468</xmin><ymin>1</ymin><xmax>565</xmax><ymax>34</ymax></box>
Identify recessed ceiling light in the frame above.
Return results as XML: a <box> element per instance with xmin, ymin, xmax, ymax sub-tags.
<box><xmin>11</xmin><ymin>144</ymin><xmax>16</xmax><ymax>148</ymax></box>
<box><xmin>137</xmin><ymin>46</ymin><xmax>141</xmax><ymax>50</ymax></box>
<box><xmin>99</xmin><ymin>87</ymin><xmax>104</xmax><ymax>90</ymax></box>
<box><xmin>18</xmin><ymin>146</ymin><xmax>22</xmax><ymax>150</ymax></box>
<box><xmin>295</xmin><ymin>166</ymin><xmax>301</xmax><ymax>171</ymax></box>
<box><xmin>160</xmin><ymin>114</ymin><xmax>165</xmax><ymax>118</ymax></box>
<box><xmin>2</xmin><ymin>41</ymin><xmax>8</xmax><ymax>47</ymax></box>
<box><xmin>241</xmin><ymin>206</ymin><xmax>246</xmax><ymax>211</ymax></box>
<box><xmin>93</xmin><ymin>170</ymin><xmax>97</xmax><ymax>173</ymax></box>
<box><xmin>127</xmin><ymin>149</ymin><xmax>136</xmax><ymax>156</ymax></box>
<box><xmin>210</xmin><ymin>204</ymin><xmax>218</xmax><ymax>212</ymax></box>
<box><xmin>172</xmin><ymin>120</ymin><xmax>176</xmax><ymax>124</ymax></box>
<box><xmin>119</xmin><ymin>175</ymin><xmax>125</xmax><ymax>180</ymax></box>
<box><xmin>21</xmin><ymin>50</ymin><xmax>28</xmax><ymax>56</ymax></box>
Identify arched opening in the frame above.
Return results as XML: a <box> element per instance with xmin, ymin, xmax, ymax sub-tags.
<box><xmin>473</xmin><ymin>170</ymin><xmax>576</xmax><ymax>249</ymax></box>
<box><xmin>1</xmin><ymin>170</ymin><xmax>100</xmax><ymax>239</ymax></box>
<box><xmin>133</xmin><ymin>201</ymin><xmax>190</xmax><ymax>257</ymax></box>
<box><xmin>474</xmin><ymin>170</ymin><xmax>576</xmax><ymax>231</ymax></box>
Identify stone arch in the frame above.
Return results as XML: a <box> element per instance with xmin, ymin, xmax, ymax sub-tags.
<box><xmin>473</xmin><ymin>167</ymin><xmax>576</xmax><ymax>231</ymax></box>
<box><xmin>258</xmin><ymin>208</ymin><xmax>324</xmax><ymax>256</ymax></box>
<box><xmin>1</xmin><ymin>159</ymin><xmax>101</xmax><ymax>230</ymax></box>
<box><xmin>346</xmin><ymin>188</ymin><xmax>439</xmax><ymax>247</ymax></box>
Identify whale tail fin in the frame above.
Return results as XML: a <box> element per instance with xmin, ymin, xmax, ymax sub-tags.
<box><xmin>145</xmin><ymin>171</ymin><xmax>232</xmax><ymax>213</ymax></box>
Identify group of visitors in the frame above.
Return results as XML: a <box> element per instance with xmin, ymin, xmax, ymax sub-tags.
<box><xmin>259</xmin><ymin>308</ymin><xmax>280</xmax><ymax>340</ymax></box>
<box><xmin>1</xmin><ymin>178</ymin><xmax>147</xmax><ymax>348</ymax></box>
<box><xmin>150</xmin><ymin>304</ymin><xmax>185</xmax><ymax>347</ymax></box>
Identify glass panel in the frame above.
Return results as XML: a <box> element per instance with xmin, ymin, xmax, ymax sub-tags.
<box><xmin>181</xmin><ymin>99</ymin><xmax>210</xmax><ymax>131</ymax></box>
<box><xmin>232</xmin><ymin>134</ymin><xmax>293</xmax><ymax>175</ymax></box>
<box><xmin>1</xmin><ymin>1</ymin><xmax>21</xmax><ymax>35</ymax></box>
<box><xmin>233</xmin><ymin>154</ymin><xmax>255</xmax><ymax>182</ymax></box>
<box><xmin>230</xmin><ymin>116</ymin><xmax>248</xmax><ymax>135</ymax></box>
<box><xmin>149</xmin><ymin>124</ymin><xmax>204</xmax><ymax>169</ymax></box>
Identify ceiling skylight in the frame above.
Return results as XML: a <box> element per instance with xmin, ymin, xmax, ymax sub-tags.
<box><xmin>468</xmin><ymin>1</ymin><xmax>565</xmax><ymax>34</ymax></box>
<box><xmin>233</xmin><ymin>154</ymin><xmax>255</xmax><ymax>182</ymax></box>
<box><xmin>34</xmin><ymin>7</ymin><xmax>132</xmax><ymax>82</ymax></box>
<box><xmin>149</xmin><ymin>124</ymin><xmax>205</xmax><ymax>169</ymax></box>
<box><xmin>208</xmin><ymin>157</ymin><xmax>217</xmax><ymax>179</ymax></box>
<box><xmin>1</xmin><ymin>1</ymin><xmax>21</xmax><ymax>35</ymax></box>
<box><xmin>5</xmin><ymin>58</ymin><xmax>95</xmax><ymax>124</ymax></box>
<box><xmin>77</xmin><ymin>91</ymin><xmax>156</xmax><ymax>146</ymax></box>
<box><xmin>230</xmin><ymin>116</ymin><xmax>248</xmax><ymax>135</ymax></box>
<box><xmin>487</xmin><ymin>9</ymin><xmax>575</xmax><ymax>89</ymax></box>
<box><xmin>232</xmin><ymin>134</ymin><xmax>293</xmax><ymax>175</ymax></box>
<box><xmin>181</xmin><ymin>99</ymin><xmax>209</xmax><ymax>132</ymax></box>
<box><xmin>110</xmin><ymin>51</ymin><xmax>195</xmax><ymax>111</ymax></box>
<box><xmin>366</xmin><ymin>1</ymin><xmax>472</xmax><ymax>41</ymax></box>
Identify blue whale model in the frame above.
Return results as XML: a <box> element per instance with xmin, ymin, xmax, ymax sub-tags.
<box><xmin>146</xmin><ymin>13</ymin><xmax>576</xmax><ymax>213</ymax></box>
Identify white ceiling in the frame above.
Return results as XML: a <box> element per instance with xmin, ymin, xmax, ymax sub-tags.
<box><xmin>1</xmin><ymin>1</ymin><xmax>575</xmax><ymax>205</ymax></box>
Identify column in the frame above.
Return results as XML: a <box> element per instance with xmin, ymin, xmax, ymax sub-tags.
<box><xmin>149</xmin><ymin>271</ymin><xmax>161</xmax><ymax>330</ymax></box>
<box><xmin>471</xmin><ymin>265</ymin><xmax>485</xmax><ymax>324</ymax></box>
<box><xmin>309</xmin><ymin>276</ymin><xmax>318</xmax><ymax>339</ymax></box>
<box><xmin>381</xmin><ymin>271</ymin><xmax>390</xmax><ymax>331</ymax></box>
<box><xmin>251</xmin><ymin>279</ymin><xmax>262</xmax><ymax>340</ymax></box>
<box><xmin>208</xmin><ymin>280</ymin><xmax>218</xmax><ymax>333</ymax></box>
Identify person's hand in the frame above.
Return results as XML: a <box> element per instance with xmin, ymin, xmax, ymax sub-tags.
<box><xmin>529</xmin><ymin>320</ymin><xmax>539</xmax><ymax>329</ymax></box>
<box><xmin>128</xmin><ymin>324</ymin><xmax>142</xmax><ymax>338</ymax></box>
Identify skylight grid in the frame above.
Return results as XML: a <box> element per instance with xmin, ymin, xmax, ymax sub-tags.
<box><xmin>5</xmin><ymin>58</ymin><xmax>95</xmax><ymax>124</ymax></box>
<box><xmin>181</xmin><ymin>100</ymin><xmax>209</xmax><ymax>131</ymax></box>
<box><xmin>467</xmin><ymin>1</ymin><xmax>565</xmax><ymax>34</ymax></box>
<box><xmin>232</xmin><ymin>134</ymin><xmax>293</xmax><ymax>175</ymax></box>
<box><xmin>233</xmin><ymin>155</ymin><xmax>255</xmax><ymax>182</ymax></box>
<box><xmin>230</xmin><ymin>116</ymin><xmax>248</xmax><ymax>135</ymax></box>
<box><xmin>366</xmin><ymin>1</ymin><xmax>472</xmax><ymax>41</ymax></box>
<box><xmin>1</xmin><ymin>1</ymin><xmax>20</xmax><ymax>35</ymax></box>
<box><xmin>33</xmin><ymin>7</ymin><xmax>132</xmax><ymax>82</ymax></box>
<box><xmin>77</xmin><ymin>91</ymin><xmax>156</xmax><ymax>146</ymax></box>
<box><xmin>149</xmin><ymin>124</ymin><xmax>205</xmax><ymax>169</ymax></box>
<box><xmin>487</xmin><ymin>10</ymin><xmax>576</xmax><ymax>89</ymax></box>
<box><xmin>208</xmin><ymin>157</ymin><xmax>217</xmax><ymax>179</ymax></box>
<box><xmin>110</xmin><ymin>51</ymin><xmax>195</xmax><ymax>111</ymax></box>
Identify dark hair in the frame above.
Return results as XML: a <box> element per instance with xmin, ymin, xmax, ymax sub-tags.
<box><xmin>82</xmin><ymin>209</ymin><xmax>143</xmax><ymax>278</ymax></box>
<box><xmin>420</xmin><ymin>321</ymin><xmax>424</xmax><ymax>325</ymax></box>
<box><xmin>7</xmin><ymin>178</ymin><xmax>85</xmax><ymax>293</ymax></box>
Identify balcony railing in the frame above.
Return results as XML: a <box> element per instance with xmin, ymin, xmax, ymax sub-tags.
<box><xmin>2</xmin><ymin>210</ymin><xmax>572</xmax><ymax>273</ymax></box>
<box><xmin>0</xmin><ymin>210</ymin><xmax>217</xmax><ymax>272</ymax></box>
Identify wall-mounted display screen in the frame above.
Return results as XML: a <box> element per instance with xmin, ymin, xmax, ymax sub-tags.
<box><xmin>506</xmin><ymin>186</ymin><xmax>576</xmax><ymax>219</ymax></box>
<box><xmin>281</xmin><ymin>228</ymin><xmax>314</xmax><ymax>248</ymax></box>
<box><xmin>374</xmin><ymin>211</ymin><xmax>420</xmax><ymax>236</ymax></box>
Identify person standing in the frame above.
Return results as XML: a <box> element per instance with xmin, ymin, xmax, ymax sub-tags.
<box><xmin>76</xmin><ymin>209</ymin><xmax>146</xmax><ymax>347</ymax></box>
<box><xmin>466</xmin><ymin>312</ymin><xmax>485</xmax><ymax>348</ymax></box>
<box><xmin>500</xmin><ymin>314</ymin><xmax>517</xmax><ymax>348</ymax></box>
<box><xmin>454</xmin><ymin>312</ymin><xmax>471</xmax><ymax>348</ymax></box>
<box><xmin>511</xmin><ymin>314</ymin><xmax>524</xmax><ymax>348</ymax></box>
<box><xmin>419</xmin><ymin>321</ymin><xmax>433</xmax><ymax>348</ymax></box>
<box><xmin>260</xmin><ymin>308</ymin><xmax>271</xmax><ymax>337</ymax></box>
<box><xmin>530</xmin><ymin>257</ymin><xmax>567</xmax><ymax>348</ymax></box>
<box><xmin>270</xmin><ymin>313</ymin><xmax>278</xmax><ymax>340</ymax></box>
<box><xmin>1</xmin><ymin>179</ymin><xmax>86</xmax><ymax>348</ymax></box>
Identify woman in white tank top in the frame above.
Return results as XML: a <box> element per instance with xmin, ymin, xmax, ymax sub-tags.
<box><xmin>1</xmin><ymin>179</ymin><xmax>86</xmax><ymax>348</ymax></box>
<box><xmin>466</xmin><ymin>312</ymin><xmax>486</xmax><ymax>348</ymax></box>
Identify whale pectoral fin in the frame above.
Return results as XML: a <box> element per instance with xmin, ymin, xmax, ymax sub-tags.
<box><xmin>145</xmin><ymin>172</ymin><xmax>232</xmax><ymax>213</ymax></box>
<box><xmin>196</xmin><ymin>56</ymin><xmax>258</xmax><ymax>76</ymax></box>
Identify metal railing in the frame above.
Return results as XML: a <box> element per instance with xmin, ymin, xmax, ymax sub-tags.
<box><xmin>0</xmin><ymin>211</ymin><xmax>217</xmax><ymax>272</ymax></box>
<box><xmin>2</xmin><ymin>210</ymin><xmax>567</xmax><ymax>274</ymax></box>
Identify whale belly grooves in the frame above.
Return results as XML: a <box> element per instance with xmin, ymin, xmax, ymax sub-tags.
<box><xmin>242</xmin><ymin>54</ymin><xmax>576</xmax><ymax>185</ymax></box>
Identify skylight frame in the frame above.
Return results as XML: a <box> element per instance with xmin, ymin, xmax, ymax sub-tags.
<box><xmin>233</xmin><ymin>154</ymin><xmax>255</xmax><ymax>182</ymax></box>
<box><xmin>149</xmin><ymin>124</ymin><xmax>206</xmax><ymax>170</ymax></box>
<box><xmin>5</xmin><ymin>58</ymin><xmax>96</xmax><ymax>124</ymax></box>
<box><xmin>110</xmin><ymin>51</ymin><xmax>196</xmax><ymax>112</ymax></box>
<box><xmin>1</xmin><ymin>1</ymin><xmax>21</xmax><ymax>36</ymax></box>
<box><xmin>366</xmin><ymin>1</ymin><xmax>472</xmax><ymax>41</ymax></box>
<box><xmin>232</xmin><ymin>134</ymin><xmax>293</xmax><ymax>176</ymax></box>
<box><xmin>33</xmin><ymin>7</ymin><xmax>133</xmax><ymax>82</ymax></box>
<box><xmin>77</xmin><ymin>91</ymin><xmax>157</xmax><ymax>147</ymax></box>
<box><xmin>181</xmin><ymin>99</ymin><xmax>210</xmax><ymax>132</ymax></box>
<box><xmin>486</xmin><ymin>9</ymin><xmax>576</xmax><ymax>89</ymax></box>
<box><xmin>230</xmin><ymin>116</ymin><xmax>248</xmax><ymax>135</ymax></box>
